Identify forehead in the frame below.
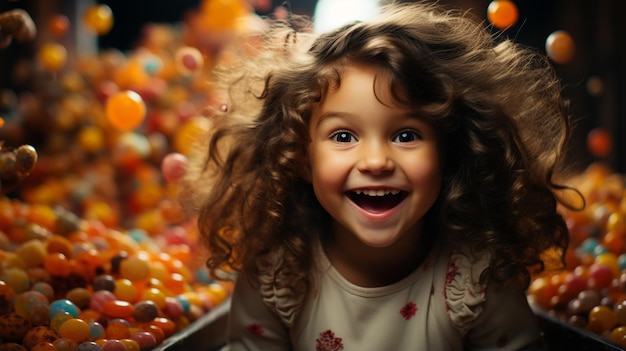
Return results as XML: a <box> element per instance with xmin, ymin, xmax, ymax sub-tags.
<box><xmin>318</xmin><ymin>62</ymin><xmax>408</xmax><ymax>109</ymax></box>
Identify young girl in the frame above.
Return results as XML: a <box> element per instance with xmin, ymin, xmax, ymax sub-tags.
<box><xmin>181</xmin><ymin>2</ymin><xmax>577</xmax><ymax>350</ymax></box>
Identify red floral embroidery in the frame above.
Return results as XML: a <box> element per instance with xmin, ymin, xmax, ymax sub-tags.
<box><xmin>443</xmin><ymin>261</ymin><xmax>459</xmax><ymax>300</ymax></box>
<box><xmin>315</xmin><ymin>330</ymin><xmax>344</xmax><ymax>351</ymax></box>
<box><xmin>496</xmin><ymin>334</ymin><xmax>509</xmax><ymax>348</ymax></box>
<box><xmin>400</xmin><ymin>302</ymin><xmax>417</xmax><ymax>320</ymax></box>
<box><xmin>445</xmin><ymin>262</ymin><xmax>458</xmax><ymax>285</ymax></box>
<box><xmin>246</xmin><ymin>323</ymin><xmax>264</xmax><ymax>336</ymax></box>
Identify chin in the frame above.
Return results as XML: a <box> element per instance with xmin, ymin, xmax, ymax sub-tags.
<box><xmin>356</xmin><ymin>235</ymin><xmax>400</xmax><ymax>249</ymax></box>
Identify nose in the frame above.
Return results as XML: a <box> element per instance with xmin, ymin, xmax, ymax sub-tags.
<box><xmin>357</xmin><ymin>141</ymin><xmax>395</xmax><ymax>175</ymax></box>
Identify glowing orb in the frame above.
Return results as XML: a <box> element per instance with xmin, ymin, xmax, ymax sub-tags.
<box><xmin>587</xmin><ymin>128</ymin><xmax>612</xmax><ymax>158</ymax></box>
<box><xmin>83</xmin><ymin>4</ymin><xmax>114</xmax><ymax>35</ymax></box>
<box><xmin>487</xmin><ymin>1</ymin><xmax>519</xmax><ymax>29</ymax></box>
<box><xmin>200</xmin><ymin>0</ymin><xmax>247</xmax><ymax>32</ymax></box>
<box><xmin>38</xmin><ymin>43</ymin><xmax>67</xmax><ymax>72</ymax></box>
<box><xmin>105</xmin><ymin>91</ymin><xmax>146</xmax><ymax>131</ymax></box>
<box><xmin>77</xmin><ymin>126</ymin><xmax>105</xmax><ymax>154</ymax></box>
<box><xmin>545</xmin><ymin>30</ymin><xmax>575</xmax><ymax>64</ymax></box>
<box><xmin>49</xmin><ymin>14</ymin><xmax>70</xmax><ymax>36</ymax></box>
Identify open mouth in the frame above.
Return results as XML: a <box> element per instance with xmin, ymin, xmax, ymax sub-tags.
<box><xmin>347</xmin><ymin>189</ymin><xmax>408</xmax><ymax>213</ymax></box>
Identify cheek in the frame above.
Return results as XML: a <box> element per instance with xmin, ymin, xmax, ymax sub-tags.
<box><xmin>309</xmin><ymin>148</ymin><xmax>348</xmax><ymax>193</ymax></box>
<box><xmin>404</xmin><ymin>152</ymin><xmax>442</xmax><ymax>192</ymax></box>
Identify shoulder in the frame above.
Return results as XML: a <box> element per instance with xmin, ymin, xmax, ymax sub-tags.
<box><xmin>442</xmin><ymin>245</ymin><xmax>490</xmax><ymax>335</ymax></box>
<box><xmin>441</xmin><ymin>246</ymin><xmax>545</xmax><ymax>349</ymax></box>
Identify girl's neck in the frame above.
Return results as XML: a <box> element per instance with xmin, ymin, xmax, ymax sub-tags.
<box><xmin>323</xmin><ymin>222</ymin><xmax>434</xmax><ymax>288</ymax></box>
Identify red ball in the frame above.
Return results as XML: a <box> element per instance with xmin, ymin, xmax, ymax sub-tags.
<box><xmin>588</xmin><ymin>263</ymin><xmax>614</xmax><ymax>290</ymax></box>
<box><xmin>587</xmin><ymin>127</ymin><xmax>612</xmax><ymax>158</ymax></box>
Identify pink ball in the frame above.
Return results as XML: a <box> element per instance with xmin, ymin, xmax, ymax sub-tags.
<box><xmin>162</xmin><ymin>297</ymin><xmax>184</xmax><ymax>320</ymax></box>
<box><xmin>89</xmin><ymin>290</ymin><xmax>116</xmax><ymax>312</ymax></box>
<box><xmin>164</xmin><ymin>226</ymin><xmax>190</xmax><ymax>246</ymax></box>
<box><xmin>102</xmin><ymin>339</ymin><xmax>128</xmax><ymax>351</ymax></box>
<box><xmin>131</xmin><ymin>331</ymin><xmax>157</xmax><ymax>350</ymax></box>
<box><xmin>161</xmin><ymin>152</ymin><xmax>188</xmax><ymax>183</ymax></box>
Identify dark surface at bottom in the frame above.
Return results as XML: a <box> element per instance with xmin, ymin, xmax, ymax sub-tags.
<box><xmin>152</xmin><ymin>299</ymin><xmax>625</xmax><ymax>351</ymax></box>
<box><xmin>534</xmin><ymin>307</ymin><xmax>623</xmax><ymax>351</ymax></box>
<box><xmin>153</xmin><ymin>299</ymin><xmax>229</xmax><ymax>351</ymax></box>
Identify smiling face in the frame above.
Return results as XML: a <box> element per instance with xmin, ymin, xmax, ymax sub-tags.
<box><xmin>307</xmin><ymin>63</ymin><xmax>442</xmax><ymax>249</ymax></box>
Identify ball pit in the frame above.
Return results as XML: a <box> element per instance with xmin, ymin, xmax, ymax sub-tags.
<box><xmin>528</xmin><ymin>162</ymin><xmax>626</xmax><ymax>349</ymax></box>
<box><xmin>0</xmin><ymin>1</ymin><xmax>249</xmax><ymax>350</ymax></box>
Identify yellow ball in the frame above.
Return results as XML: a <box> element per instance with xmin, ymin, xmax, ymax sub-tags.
<box><xmin>77</xmin><ymin>126</ymin><xmax>105</xmax><ymax>153</ymax></box>
<box><xmin>39</xmin><ymin>43</ymin><xmax>67</xmax><ymax>71</ymax></box>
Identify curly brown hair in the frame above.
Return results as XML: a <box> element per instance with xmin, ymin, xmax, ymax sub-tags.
<box><xmin>180</xmin><ymin>1</ymin><xmax>576</xmax><ymax>302</ymax></box>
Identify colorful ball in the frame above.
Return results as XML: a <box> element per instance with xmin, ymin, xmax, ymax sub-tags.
<box><xmin>0</xmin><ymin>312</ymin><xmax>32</xmax><ymax>342</ymax></box>
<box><xmin>173</xmin><ymin>117</ymin><xmax>211</xmax><ymax>154</ymax></box>
<box><xmin>22</xmin><ymin>326</ymin><xmax>60</xmax><ymax>350</ymax></box>
<box><xmin>487</xmin><ymin>0</ymin><xmax>518</xmax><ymax>29</ymax></box>
<box><xmin>88</xmin><ymin>321</ymin><xmax>106</xmax><ymax>340</ymax></box>
<box><xmin>14</xmin><ymin>291</ymin><xmax>49</xmax><ymax>321</ymax></box>
<box><xmin>83</xmin><ymin>4</ymin><xmax>114</xmax><ymax>35</ymax></box>
<box><xmin>105</xmin><ymin>91</ymin><xmax>146</xmax><ymax>131</ymax></box>
<box><xmin>38</xmin><ymin>43</ymin><xmax>67</xmax><ymax>72</ymax></box>
<box><xmin>132</xmin><ymin>300</ymin><xmax>159</xmax><ymax>323</ymax></box>
<box><xmin>53</xmin><ymin>338</ymin><xmax>79</xmax><ymax>351</ymax></box>
<box><xmin>587</xmin><ymin>127</ymin><xmax>612</xmax><ymax>158</ymax></box>
<box><xmin>57</xmin><ymin>318</ymin><xmax>90</xmax><ymax>343</ymax></box>
<box><xmin>161</xmin><ymin>153</ymin><xmax>188</xmax><ymax>183</ymax></box>
<box><xmin>49</xmin><ymin>299</ymin><xmax>80</xmax><ymax>319</ymax></box>
<box><xmin>174</xmin><ymin>46</ymin><xmax>204</xmax><ymax>75</ymax></box>
<box><xmin>113</xmin><ymin>279</ymin><xmax>139</xmax><ymax>303</ymax></box>
<box><xmin>89</xmin><ymin>290</ymin><xmax>117</xmax><ymax>312</ymax></box>
<box><xmin>49</xmin><ymin>14</ymin><xmax>70</xmax><ymax>36</ymax></box>
<box><xmin>199</xmin><ymin>0</ymin><xmax>248</xmax><ymax>32</ymax></box>
<box><xmin>545</xmin><ymin>30</ymin><xmax>575</xmax><ymax>64</ymax></box>
<box><xmin>77</xmin><ymin>126</ymin><xmax>105</xmax><ymax>154</ymax></box>
<box><xmin>49</xmin><ymin>313</ymin><xmax>73</xmax><ymax>332</ymax></box>
<box><xmin>101</xmin><ymin>339</ymin><xmax>128</xmax><ymax>351</ymax></box>
<box><xmin>119</xmin><ymin>256</ymin><xmax>150</xmax><ymax>282</ymax></box>
<box><xmin>130</xmin><ymin>331</ymin><xmax>157</xmax><ymax>351</ymax></box>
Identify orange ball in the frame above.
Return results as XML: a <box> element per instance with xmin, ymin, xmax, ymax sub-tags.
<box><xmin>83</xmin><ymin>4</ymin><xmax>114</xmax><ymax>35</ymax></box>
<box><xmin>545</xmin><ymin>30</ymin><xmax>575</xmax><ymax>64</ymax></box>
<box><xmin>49</xmin><ymin>14</ymin><xmax>70</xmax><ymax>36</ymax></box>
<box><xmin>105</xmin><ymin>90</ymin><xmax>146</xmax><ymax>131</ymax></box>
<box><xmin>43</xmin><ymin>253</ymin><xmax>71</xmax><ymax>277</ymax></box>
<box><xmin>199</xmin><ymin>0</ymin><xmax>247</xmax><ymax>32</ymax></box>
<box><xmin>101</xmin><ymin>300</ymin><xmax>134</xmax><ymax>319</ymax></box>
<box><xmin>106</xmin><ymin>320</ymin><xmax>131</xmax><ymax>339</ymax></box>
<box><xmin>487</xmin><ymin>0</ymin><xmax>519</xmax><ymax>29</ymax></box>
<box><xmin>58</xmin><ymin>318</ymin><xmax>91</xmax><ymax>343</ymax></box>
<box><xmin>147</xmin><ymin>317</ymin><xmax>176</xmax><ymax>337</ymax></box>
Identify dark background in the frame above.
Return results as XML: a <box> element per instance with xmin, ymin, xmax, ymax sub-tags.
<box><xmin>0</xmin><ymin>0</ymin><xmax>624</xmax><ymax>172</ymax></box>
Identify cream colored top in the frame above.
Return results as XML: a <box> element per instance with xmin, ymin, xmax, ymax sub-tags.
<box><xmin>224</xmin><ymin>241</ymin><xmax>544</xmax><ymax>351</ymax></box>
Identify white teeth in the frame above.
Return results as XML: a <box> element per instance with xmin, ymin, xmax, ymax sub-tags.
<box><xmin>355</xmin><ymin>189</ymin><xmax>400</xmax><ymax>196</ymax></box>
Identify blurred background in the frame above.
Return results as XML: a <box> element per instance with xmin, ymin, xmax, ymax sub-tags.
<box><xmin>0</xmin><ymin>0</ymin><xmax>623</xmax><ymax>173</ymax></box>
<box><xmin>0</xmin><ymin>2</ymin><xmax>623</xmax><ymax>349</ymax></box>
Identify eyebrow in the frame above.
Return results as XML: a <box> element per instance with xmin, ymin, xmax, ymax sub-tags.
<box><xmin>313</xmin><ymin>111</ymin><xmax>351</xmax><ymax>128</ymax></box>
<box><xmin>315</xmin><ymin>110</ymin><xmax>422</xmax><ymax>126</ymax></box>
